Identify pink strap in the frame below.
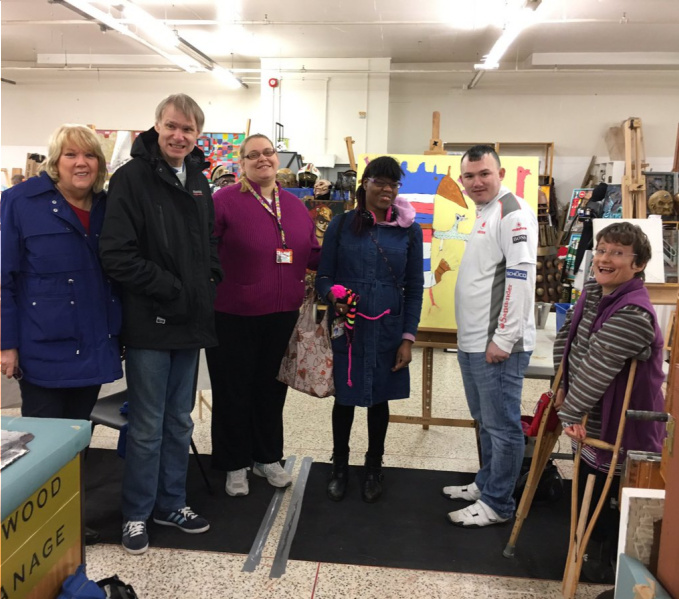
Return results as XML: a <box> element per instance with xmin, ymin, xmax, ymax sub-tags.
<box><xmin>355</xmin><ymin>309</ymin><xmax>391</xmax><ymax>320</ymax></box>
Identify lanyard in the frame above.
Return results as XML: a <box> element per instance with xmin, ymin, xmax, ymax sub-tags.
<box><xmin>250</xmin><ymin>185</ymin><xmax>287</xmax><ymax>248</ymax></box>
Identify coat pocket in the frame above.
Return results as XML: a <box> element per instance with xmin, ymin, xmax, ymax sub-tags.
<box><xmin>25</xmin><ymin>294</ymin><xmax>78</xmax><ymax>342</ymax></box>
<box><xmin>152</xmin><ymin>286</ymin><xmax>190</xmax><ymax>325</ymax></box>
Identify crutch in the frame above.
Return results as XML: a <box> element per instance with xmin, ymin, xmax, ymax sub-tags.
<box><xmin>503</xmin><ymin>362</ymin><xmax>564</xmax><ymax>558</ymax></box>
<box><xmin>561</xmin><ymin>358</ymin><xmax>638</xmax><ymax>599</ymax></box>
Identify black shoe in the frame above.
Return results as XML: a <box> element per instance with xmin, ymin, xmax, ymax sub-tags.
<box><xmin>594</xmin><ymin>589</ymin><xmax>614</xmax><ymax>599</ymax></box>
<box><xmin>362</xmin><ymin>454</ymin><xmax>383</xmax><ymax>503</ymax></box>
<box><xmin>327</xmin><ymin>453</ymin><xmax>349</xmax><ymax>501</ymax></box>
<box><xmin>84</xmin><ymin>526</ymin><xmax>101</xmax><ymax>546</ymax></box>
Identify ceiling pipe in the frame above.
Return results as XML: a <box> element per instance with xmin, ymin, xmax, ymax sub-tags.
<box><xmin>2</xmin><ymin>18</ymin><xmax>646</xmax><ymax>27</ymax></box>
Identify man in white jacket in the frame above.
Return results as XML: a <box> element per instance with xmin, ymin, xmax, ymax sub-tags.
<box><xmin>443</xmin><ymin>145</ymin><xmax>537</xmax><ymax>527</ymax></box>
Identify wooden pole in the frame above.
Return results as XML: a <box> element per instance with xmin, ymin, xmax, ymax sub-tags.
<box><xmin>424</xmin><ymin>111</ymin><xmax>446</xmax><ymax>155</ymax></box>
<box><xmin>344</xmin><ymin>136</ymin><xmax>357</xmax><ymax>171</ymax></box>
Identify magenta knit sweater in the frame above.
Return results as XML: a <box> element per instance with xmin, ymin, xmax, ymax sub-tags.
<box><xmin>212</xmin><ymin>179</ymin><xmax>320</xmax><ymax>315</ymax></box>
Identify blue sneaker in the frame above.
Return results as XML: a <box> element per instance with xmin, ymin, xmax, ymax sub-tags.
<box><xmin>122</xmin><ymin>520</ymin><xmax>149</xmax><ymax>555</ymax></box>
<box><xmin>152</xmin><ymin>506</ymin><xmax>210</xmax><ymax>534</ymax></box>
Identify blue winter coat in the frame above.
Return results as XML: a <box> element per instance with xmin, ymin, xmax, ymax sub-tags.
<box><xmin>316</xmin><ymin>211</ymin><xmax>424</xmax><ymax>406</ymax></box>
<box><xmin>1</xmin><ymin>172</ymin><xmax>123</xmax><ymax>387</ymax></box>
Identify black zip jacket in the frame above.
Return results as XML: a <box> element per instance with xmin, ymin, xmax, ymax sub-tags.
<box><xmin>99</xmin><ymin>127</ymin><xmax>223</xmax><ymax>349</ymax></box>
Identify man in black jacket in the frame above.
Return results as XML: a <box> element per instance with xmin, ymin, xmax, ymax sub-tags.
<box><xmin>100</xmin><ymin>94</ymin><xmax>223</xmax><ymax>555</ymax></box>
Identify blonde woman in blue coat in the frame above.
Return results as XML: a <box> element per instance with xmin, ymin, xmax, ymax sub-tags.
<box><xmin>1</xmin><ymin>124</ymin><xmax>122</xmax><ymax>417</ymax></box>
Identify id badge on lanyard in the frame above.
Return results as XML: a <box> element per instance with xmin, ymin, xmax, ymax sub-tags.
<box><xmin>252</xmin><ymin>186</ymin><xmax>293</xmax><ymax>264</ymax></box>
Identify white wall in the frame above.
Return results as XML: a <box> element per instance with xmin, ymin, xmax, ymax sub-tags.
<box><xmin>388</xmin><ymin>69</ymin><xmax>679</xmax><ymax>205</ymax></box>
<box><xmin>2</xmin><ymin>66</ymin><xmax>678</xmax><ymax>202</ymax></box>
<box><xmin>1</xmin><ymin>70</ymin><xmax>256</xmax><ymax>173</ymax></box>
<box><xmin>259</xmin><ymin>58</ymin><xmax>391</xmax><ymax>167</ymax></box>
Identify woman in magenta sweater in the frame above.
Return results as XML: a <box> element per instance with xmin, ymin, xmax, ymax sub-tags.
<box><xmin>206</xmin><ymin>134</ymin><xmax>320</xmax><ymax>497</ymax></box>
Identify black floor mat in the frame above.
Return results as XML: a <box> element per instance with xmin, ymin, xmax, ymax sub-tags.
<box><xmin>84</xmin><ymin>448</ymin><xmax>277</xmax><ymax>554</ymax></box>
<box><xmin>289</xmin><ymin>462</ymin><xmax>571</xmax><ymax>580</ymax></box>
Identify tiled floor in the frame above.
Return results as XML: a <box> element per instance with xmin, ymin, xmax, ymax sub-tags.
<box><xmin>2</xmin><ymin>348</ymin><xmax>607</xmax><ymax>598</ymax></box>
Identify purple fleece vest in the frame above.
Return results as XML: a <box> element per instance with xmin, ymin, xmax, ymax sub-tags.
<box><xmin>563</xmin><ymin>278</ymin><xmax>665</xmax><ymax>465</ymax></box>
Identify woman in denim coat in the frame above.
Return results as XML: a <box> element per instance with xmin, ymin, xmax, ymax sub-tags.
<box><xmin>316</xmin><ymin>156</ymin><xmax>423</xmax><ymax>503</ymax></box>
<box><xmin>1</xmin><ymin>124</ymin><xmax>122</xmax><ymax>418</ymax></box>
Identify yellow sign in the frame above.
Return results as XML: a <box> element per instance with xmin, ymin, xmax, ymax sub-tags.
<box><xmin>358</xmin><ymin>154</ymin><xmax>539</xmax><ymax>330</ymax></box>
<box><xmin>1</xmin><ymin>458</ymin><xmax>81</xmax><ymax>599</ymax></box>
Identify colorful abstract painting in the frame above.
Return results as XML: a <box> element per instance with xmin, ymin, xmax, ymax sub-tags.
<box><xmin>358</xmin><ymin>154</ymin><xmax>539</xmax><ymax>331</ymax></box>
<box><xmin>196</xmin><ymin>132</ymin><xmax>246</xmax><ymax>178</ymax></box>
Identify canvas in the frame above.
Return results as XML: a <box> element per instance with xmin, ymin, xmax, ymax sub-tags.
<box><xmin>357</xmin><ymin>154</ymin><xmax>539</xmax><ymax>331</ymax></box>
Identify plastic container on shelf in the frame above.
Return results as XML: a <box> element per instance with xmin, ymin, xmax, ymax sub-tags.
<box><xmin>555</xmin><ymin>303</ymin><xmax>573</xmax><ymax>331</ymax></box>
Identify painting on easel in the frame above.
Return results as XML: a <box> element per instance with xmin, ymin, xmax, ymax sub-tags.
<box><xmin>358</xmin><ymin>154</ymin><xmax>539</xmax><ymax>331</ymax></box>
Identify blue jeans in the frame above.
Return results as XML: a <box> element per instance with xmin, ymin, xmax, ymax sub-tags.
<box><xmin>457</xmin><ymin>350</ymin><xmax>531</xmax><ymax>519</ymax></box>
<box><xmin>121</xmin><ymin>348</ymin><xmax>198</xmax><ymax>520</ymax></box>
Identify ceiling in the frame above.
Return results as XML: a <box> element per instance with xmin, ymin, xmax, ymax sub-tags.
<box><xmin>2</xmin><ymin>0</ymin><xmax>679</xmax><ymax>86</ymax></box>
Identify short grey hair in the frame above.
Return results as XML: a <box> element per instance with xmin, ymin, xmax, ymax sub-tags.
<box><xmin>155</xmin><ymin>93</ymin><xmax>205</xmax><ymax>134</ymax></box>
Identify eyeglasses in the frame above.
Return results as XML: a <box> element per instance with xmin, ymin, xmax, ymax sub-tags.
<box><xmin>368</xmin><ymin>177</ymin><xmax>402</xmax><ymax>190</ymax></box>
<box><xmin>243</xmin><ymin>148</ymin><xmax>276</xmax><ymax>160</ymax></box>
<box><xmin>594</xmin><ymin>248</ymin><xmax>637</xmax><ymax>259</ymax></box>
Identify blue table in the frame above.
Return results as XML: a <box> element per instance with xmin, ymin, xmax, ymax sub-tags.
<box><xmin>1</xmin><ymin>416</ymin><xmax>91</xmax><ymax>599</ymax></box>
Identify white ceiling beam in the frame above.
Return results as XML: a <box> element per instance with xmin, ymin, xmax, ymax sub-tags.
<box><xmin>37</xmin><ymin>53</ymin><xmax>170</xmax><ymax>66</ymax></box>
<box><xmin>530</xmin><ymin>52</ymin><xmax>679</xmax><ymax>67</ymax></box>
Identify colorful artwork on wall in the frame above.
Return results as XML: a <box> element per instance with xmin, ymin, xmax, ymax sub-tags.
<box><xmin>196</xmin><ymin>132</ymin><xmax>246</xmax><ymax>179</ymax></box>
<box><xmin>357</xmin><ymin>154</ymin><xmax>539</xmax><ymax>331</ymax></box>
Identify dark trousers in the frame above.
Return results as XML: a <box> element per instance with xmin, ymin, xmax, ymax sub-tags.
<box><xmin>332</xmin><ymin>401</ymin><xmax>390</xmax><ymax>458</ymax></box>
<box><xmin>206</xmin><ymin>310</ymin><xmax>298</xmax><ymax>472</ymax></box>
<box><xmin>19</xmin><ymin>379</ymin><xmax>101</xmax><ymax>419</ymax></box>
<box><xmin>577</xmin><ymin>461</ymin><xmax>621</xmax><ymax>544</ymax></box>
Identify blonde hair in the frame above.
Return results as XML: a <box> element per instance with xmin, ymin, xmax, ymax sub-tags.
<box><xmin>155</xmin><ymin>93</ymin><xmax>205</xmax><ymax>134</ymax></box>
<box><xmin>42</xmin><ymin>125</ymin><xmax>108</xmax><ymax>193</ymax></box>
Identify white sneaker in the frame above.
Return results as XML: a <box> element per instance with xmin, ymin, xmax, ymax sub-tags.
<box><xmin>253</xmin><ymin>461</ymin><xmax>292</xmax><ymax>488</ymax></box>
<box><xmin>442</xmin><ymin>481</ymin><xmax>481</xmax><ymax>501</ymax></box>
<box><xmin>226</xmin><ymin>468</ymin><xmax>249</xmax><ymax>496</ymax></box>
<box><xmin>447</xmin><ymin>500</ymin><xmax>510</xmax><ymax>528</ymax></box>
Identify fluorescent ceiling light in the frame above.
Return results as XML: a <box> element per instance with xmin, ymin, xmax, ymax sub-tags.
<box><xmin>211</xmin><ymin>65</ymin><xmax>246</xmax><ymax>90</ymax></box>
<box><xmin>119</xmin><ymin>1</ymin><xmax>180</xmax><ymax>50</ymax></box>
<box><xmin>57</xmin><ymin>0</ymin><xmax>247</xmax><ymax>84</ymax></box>
<box><xmin>474</xmin><ymin>1</ymin><xmax>541</xmax><ymax>70</ymax></box>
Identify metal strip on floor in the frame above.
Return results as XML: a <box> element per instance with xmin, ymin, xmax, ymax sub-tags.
<box><xmin>268</xmin><ymin>456</ymin><xmax>313</xmax><ymax>579</ymax></box>
<box><xmin>242</xmin><ymin>455</ymin><xmax>297</xmax><ymax>572</ymax></box>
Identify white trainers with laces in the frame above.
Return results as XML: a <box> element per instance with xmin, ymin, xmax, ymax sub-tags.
<box><xmin>447</xmin><ymin>500</ymin><xmax>509</xmax><ymax>528</ymax></box>
<box><xmin>253</xmin><ymin>461</ymin><xmax>292</xmax><ymax>488</ymax></box>
<box><xmin>441</xmin><ymin>481</ymin><xmax>481</xmax><ymax>501</ymax></box>
<box><xmin>226</xmin><ymin>468</ymin><xmax>249</xmax><ymax>496</ymax></box>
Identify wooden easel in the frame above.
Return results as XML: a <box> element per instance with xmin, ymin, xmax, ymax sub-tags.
<box><xmin>621</xmin><ymin>117</ymin><xmax>647</xmax><ymax>218</ymax></box>
<box><xmin>424</xmin><ymin>112</ymin><xmax>446</xmax><ymax>155</ymax></box>
<box><xmin>389</xmin><ymin>328</ymin><xmax>482</xmax><ymax>465</ymax></box>
<box><xmin>344</xmin><ymin>136</ymin><xmax>357</xmax><ymax>171</ymax></box>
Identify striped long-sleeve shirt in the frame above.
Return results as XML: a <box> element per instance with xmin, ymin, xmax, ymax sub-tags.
<box><xmin>553</xmin><ymin>280</ymin><xmax>654</xmax><ymax>469</ymax></box>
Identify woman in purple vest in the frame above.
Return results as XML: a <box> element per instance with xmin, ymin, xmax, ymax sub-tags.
<box><xmin>553</xmin><ymin>222</ymin><xmax>665</xmax><ymax>585</ymax></box>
